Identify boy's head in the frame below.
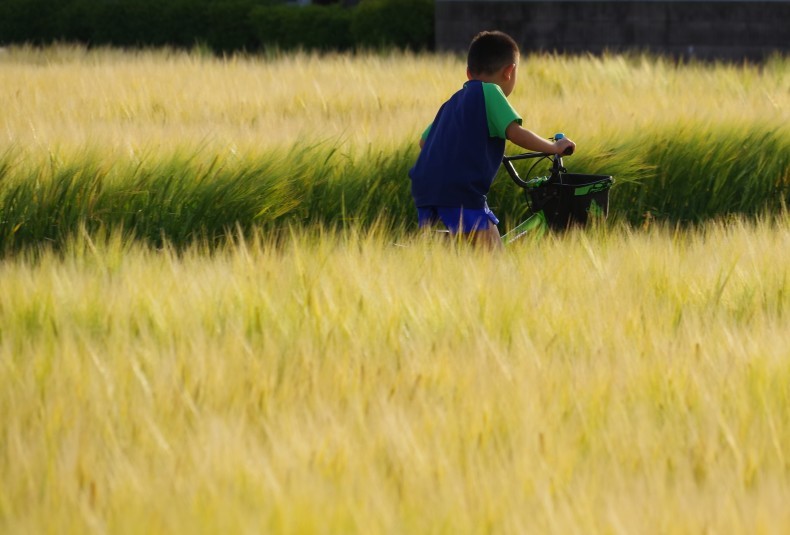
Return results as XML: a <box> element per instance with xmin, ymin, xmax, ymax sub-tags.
<box><xmin>467</xmin><ymin>31</ymin><xmax>520</xmax><ymax>77</ymax></box>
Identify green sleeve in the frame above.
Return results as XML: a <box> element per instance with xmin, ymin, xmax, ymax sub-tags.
<box><xmin>420</xmin><ymin>123</ymin><xmax>432</xmax><ymax>141</ymax></box>
<box><xmin>482</xmin><ymin>82</ymin><xmax>522</xmax><ymax>139</ymax></box>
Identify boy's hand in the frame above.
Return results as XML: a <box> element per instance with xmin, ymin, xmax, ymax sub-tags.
<box><xmin>553</xmin><ymin>137</ymin><xmax>575</xmax><ymax>156</ymax></box>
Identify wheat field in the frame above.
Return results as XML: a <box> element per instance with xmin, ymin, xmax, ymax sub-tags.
<box><xmin>1</xmin><ymin>45</ymin><xmax>789</xmax><ymax>534</ymax></box>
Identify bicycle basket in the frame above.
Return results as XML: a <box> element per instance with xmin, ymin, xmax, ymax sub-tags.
<box><xmin>529</xmin><ymin>173</ymin><xmax>614</xmax><ymax>230</ymax></box>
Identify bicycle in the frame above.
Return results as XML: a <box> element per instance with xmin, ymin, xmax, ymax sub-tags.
<box><xmin>500</xmin><ymin>134</ymin><xmax>614</xmax><ymax>244</ymax></box>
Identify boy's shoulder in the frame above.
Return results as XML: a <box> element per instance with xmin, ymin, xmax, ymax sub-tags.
<box><xmin>449</xmin><ymin>79</ymin><xmax>489</xmax><ymax>108</ymax></box>
<box><xmin>458</xmin><ymin>80</ymin><xmax>521</xmax><ymax>139</ymax></box>
<box><xmin>425</xmin><ymin>79</ymin><xmax>519</xmax><ymax>141</ymax></box>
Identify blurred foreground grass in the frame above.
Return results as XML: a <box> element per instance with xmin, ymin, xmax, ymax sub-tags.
<box><xmin>1</xmin><ymin>219</ymin><xmax>789</xmax><ymax>533</ymax></box>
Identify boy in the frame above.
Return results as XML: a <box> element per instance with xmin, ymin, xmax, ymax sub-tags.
<box><xmin>409</xmin><ymin>31</ymin><xmax>575</xmax><ymax>247</ymax></box>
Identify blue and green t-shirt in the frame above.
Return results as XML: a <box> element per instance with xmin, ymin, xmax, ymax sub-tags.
<box><xmin>408</xmin><ymin>80</ymin><xmax>522</xmax><ymax>209</ymax></box>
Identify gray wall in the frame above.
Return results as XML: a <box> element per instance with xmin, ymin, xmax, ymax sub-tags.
<box><xmin>436</xmin><ymin>1</ymin><xmax>790</xmax><ymax>60</ymax></box>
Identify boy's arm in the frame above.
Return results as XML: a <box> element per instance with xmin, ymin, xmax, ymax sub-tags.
<box><xmin>505</xmin><ymin>122</ymin><xmax>575</xmax><ymax>155</ymax></box>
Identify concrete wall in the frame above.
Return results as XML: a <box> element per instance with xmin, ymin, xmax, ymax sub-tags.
<box><xmin>436</xmin><ymin>1</ymin><xmax>790</xmax><ymax>60</ymax></box>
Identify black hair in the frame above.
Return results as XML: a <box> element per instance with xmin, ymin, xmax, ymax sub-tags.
<box><xmin>467</xmin><ymin>31</ymin><xmax>520</xmax><ymax>76</ymax></box>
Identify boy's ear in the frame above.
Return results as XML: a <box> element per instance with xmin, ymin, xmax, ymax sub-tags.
<box><xmin>503</xmin><ymin>63</ymin><xmax>516</xmax><ymax>80</ymax></box>
<box><xmin>466</xmin><ymin>67</ymin><xmax>473</xmax><ymax>80</ymax></box>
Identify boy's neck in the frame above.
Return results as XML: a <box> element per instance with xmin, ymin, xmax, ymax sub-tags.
<box><xmin>467</xmin><ymin>63</ymin><xmax>517</xmax><ymax>97</ymax></box>
<box><xmin>469</xmin><ymin>74</ymin><xmax>499</xmax><ymax>85</ymax></box>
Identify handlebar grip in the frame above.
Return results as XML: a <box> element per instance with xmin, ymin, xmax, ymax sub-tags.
<box><xmin>554</xmin><ymin>132</ymin><xmax>574</xmax><ymax>156</ymax></box>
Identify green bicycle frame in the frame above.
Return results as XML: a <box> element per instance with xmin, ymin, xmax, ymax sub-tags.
<box><xmin>500</xmin><ymin>210</ymin><xmax>548</xmax><ymax>244</ymax></box>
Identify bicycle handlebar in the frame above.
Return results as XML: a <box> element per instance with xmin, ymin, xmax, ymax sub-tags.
<box><xmin>502</xmin><ymin>154</ymin><xmax>549</xmax><ymax>188</ymax></box>
<box><xmin>502</xmin><ymin>133</ymin><xmax>572</xmax><ymax>188</ymax></box>
<box><xmin>502</xmin><ymin>152</ymin><xmax>567</xmax><ymax>189</ymax></box>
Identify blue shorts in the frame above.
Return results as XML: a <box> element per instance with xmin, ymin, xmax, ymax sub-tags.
<box><xmin>417</xmin><ymin>205</ymin><xmax>500</xmax><ymax>234</ymax></box>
